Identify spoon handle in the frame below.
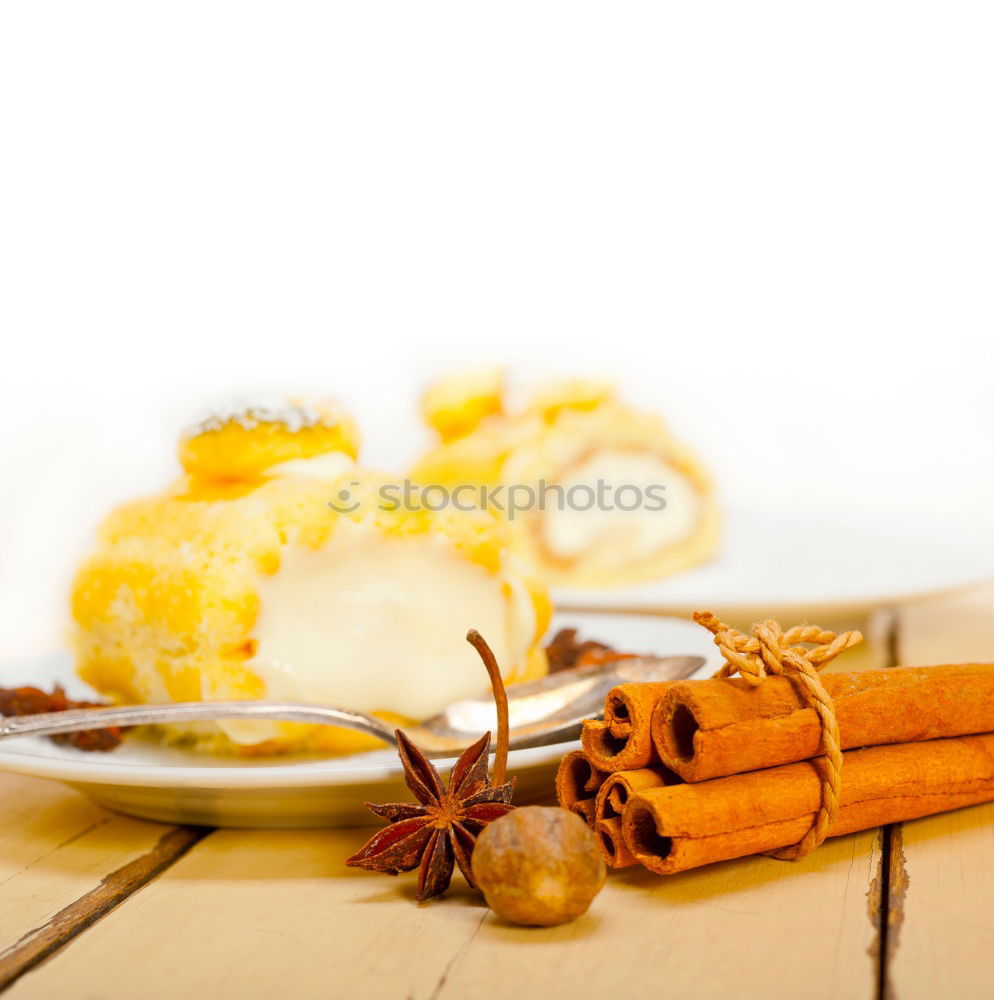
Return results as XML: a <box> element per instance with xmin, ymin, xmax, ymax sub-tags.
<box><xmin>0</xmin><ymin>701</ymin><xmax>399</xmax><ymax>745</ymax></box>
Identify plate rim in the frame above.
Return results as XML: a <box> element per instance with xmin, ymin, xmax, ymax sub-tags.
<box><xmin>0</xmin><ymin>738</ymin><xmax>582</xmax><ymax>789</ymax></box>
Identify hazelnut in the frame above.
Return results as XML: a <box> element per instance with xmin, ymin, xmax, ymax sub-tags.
<box><xmin>472</xmin><ymin>806</ymin><xmax>606</xmax><ymax>926</ymax></box>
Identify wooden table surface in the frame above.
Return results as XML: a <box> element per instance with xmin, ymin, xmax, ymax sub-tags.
<box><xmin>2</xmin><ymin>587</ymin><xmax>994</xmax><ymax>1000</ymax></box>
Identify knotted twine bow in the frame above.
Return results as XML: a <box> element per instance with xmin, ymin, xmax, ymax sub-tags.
<box><xmin>693</xmin><ymin>610</ymin><xmax>863</xmax><ymax>860</ymax></box>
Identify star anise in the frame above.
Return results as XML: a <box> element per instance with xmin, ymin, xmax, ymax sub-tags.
<box><xmin>345</xmin><ymin>728</ymin><xmax>515</xmax><ymax>900</ymax></box>
<box><xmin>345</xmin><ymin>630</ymin><xmax>516</xmax><ymax>901</ymax></box>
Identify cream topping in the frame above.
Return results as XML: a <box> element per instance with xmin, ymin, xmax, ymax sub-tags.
<box><xmin>225</xmin><ymin>523</ymin><xmax>531</xmax><ymax>744</ymax></box>
<box><xmin>265</xmin><ymin>452</ymin><xmax>355</xmax><ymax>480</ymax></box>
<box><xmin>541</xmin><ymin>451</ymin><xmax>700</xmax><ymax>566</ymax></box>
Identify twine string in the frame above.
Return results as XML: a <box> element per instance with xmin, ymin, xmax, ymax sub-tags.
<box><xmin>693</xmin><ymin>610</ymin><xmax>863</xmax><ymax>860</ymax></box>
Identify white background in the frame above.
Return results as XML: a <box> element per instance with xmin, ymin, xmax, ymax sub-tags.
<box><xmin>1</xmin><ymin>2</ymin><xmax>992</xmax><ymax>655</ymax></box>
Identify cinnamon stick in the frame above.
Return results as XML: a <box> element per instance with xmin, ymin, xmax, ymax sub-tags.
<box><xmin>624</xmin><ymin>732</ymin><xmax>994</xmax><ymax>874</ymax></box>
<box><xmin>572</xmin><ymin>800</ymin><xmax>597</xmax><ymax>825</ymax></box>
<box><xmin>593</xmin><ymin>767</ymin><xmax>680</xmax><ymax>867</ymax></box>
<box><xmin>555</xmin><ymin>749</ymin><xmax>607</xmax><ymax>825</ymax></box>
<box><xmin>596</xmin><ymin>767</ymin><xmax>681</xmax><ymax>822</ymax></box>
<box><xmin>652</xmin><ymin>663</ymin><xmax>994</xmax><ymax>782</ymax></box>
<box><xmin>596</xmin><ymin>818</ymin><xmax>634</xmax><ymax>869</ymax></box>
<box><xmin>581</xmin><ymin>682</ymin><xmax>672</xmax><ymax>772</ymax></box>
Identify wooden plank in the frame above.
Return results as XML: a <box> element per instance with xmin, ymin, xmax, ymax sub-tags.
<box><xmin>6</xmin><ymin>823</ymin><xmax>882</xmax><ymax>1000</ymax></box>
<box><xmin>882</xmin><ymin>586</ymin><xmax>994</xmax><ymax>998</ymax></box>
<box><xmin>882</xmin><ymin>805</ymin><xmax>994</xmax><ymax>999</ymax></box>
<box><xmin>0</xmin><ymin>771</ymin><xmax>202</xmax><ymax>992</ymax></box>
<box><xmin>437</xmin><ymin>831</ymin><xmax>883</xmax><ymax>1000</ymax></box>
<box><xmin>896</xmin><ymin>582</ymin><xmax>994</xmax><ymax>666</ymax></box>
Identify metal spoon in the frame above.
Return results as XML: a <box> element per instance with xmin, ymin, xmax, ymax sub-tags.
<box><xmin>0</xmin><ymin>654</ymin><xmax>703</xmax><ymax>758</ymax></box>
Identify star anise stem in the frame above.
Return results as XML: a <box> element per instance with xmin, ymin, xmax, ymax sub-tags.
<box><xmin>345</xmin><ymin>629</ymin><xmax>517</xmax><ymax>901</ymax></box>
<box><xmin>465</xmin><ymin>629</ymin><xmax>508</xmax><ymax>785</ymax></box>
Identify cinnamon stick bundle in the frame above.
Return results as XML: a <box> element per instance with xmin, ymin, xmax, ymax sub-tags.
<box><xmin>624</xmin><ymin>732</ymin><xmax>994</xmax><ymax>874</ymax></box>
<box><xmin>555</xmin><ymin>749</ymin><xmax>607</xmax><ymax>825</ymax></box>
<box><xmin>594</xmin><ymin>766</ymin><xmax>680</xmax><ymax>867</ymax></box>
<box><xmin>652</xmin><ymin>662</ymin><xmax>994</xmax><ymax>782</ymax></box>
<box><xmin>580</xmin><ymin>682</ymin><xmax>672</xmax><ymax>772</ymax></box>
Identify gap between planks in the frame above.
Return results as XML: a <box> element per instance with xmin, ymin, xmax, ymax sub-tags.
<box><xmin>0</xmin><ymin>826</ymin><xmax>211</xmax><ymax>994</ymax></box>
<box><xmin>872</xmin><ymin>606</ymin><xmax>904</xmax><ymax>1000</ymax></box>
<box><xmin>874</xmin><ymin>825</ymin><xmax>909</xmax><ymax>1000</ymax></box>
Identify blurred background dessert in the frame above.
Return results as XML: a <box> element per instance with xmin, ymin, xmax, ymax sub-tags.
<box><xmin>413</xmin><ymin>372</ymin><xmax>719</xmax><ymax>587</ymax></box>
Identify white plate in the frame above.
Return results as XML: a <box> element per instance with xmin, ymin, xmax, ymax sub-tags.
<box><xmin>0</xmin><ymin>613</ymin><xmax>717</xmax><ymax>828</ymax></box>
<box><xmin>554</xmin><ymin>508</ymin><xmax>994</xmax><ymax>619</ymax></box>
